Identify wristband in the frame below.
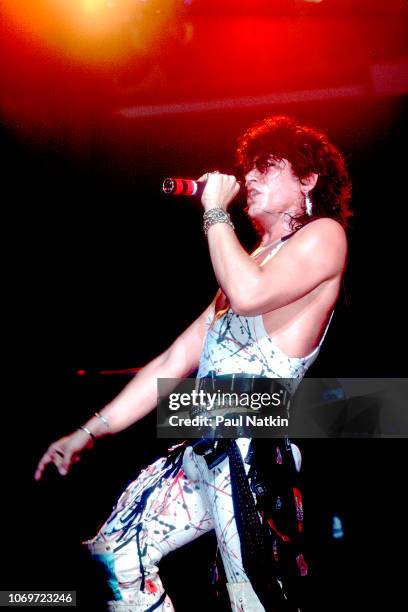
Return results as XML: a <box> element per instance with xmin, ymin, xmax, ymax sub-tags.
<box><xmin>203</xmin><ymin>208</ymin><xmax>234</xmax><ymax>236</ymax></box>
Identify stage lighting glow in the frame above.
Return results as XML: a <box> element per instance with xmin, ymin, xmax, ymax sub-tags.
<box><xmin>56</xmin><ymin>0</ymin><xmax>141</xmax><ymax>35</ymax></box>
<box><xmin>81</xmin><ymin>1</ymin><xmax>110</xmax><ymax>15</ymax></box>
<box><xmin>2</xmin><ymin>1</ymin><xmax>178</xmax><ymax>63</ymax></box>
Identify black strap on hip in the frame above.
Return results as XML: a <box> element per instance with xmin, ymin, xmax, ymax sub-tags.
<box><xmin>227</xmin><ymin>439</ymin><xmax>293</xmax><ymax>611</ymax></box>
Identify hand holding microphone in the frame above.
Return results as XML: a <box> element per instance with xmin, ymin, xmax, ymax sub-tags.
<box><xmin>163</xmin><ymin>172</ymin><xmax>242</xmax><ymax>211</ymax></box>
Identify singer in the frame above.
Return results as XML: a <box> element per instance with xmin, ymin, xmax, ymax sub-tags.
<box><xmin>35</xmin><ymin>115</ymin><xmax>352</xmax><ymax>611</ymax></box>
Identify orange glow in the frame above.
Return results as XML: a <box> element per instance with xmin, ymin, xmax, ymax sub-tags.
<box><xmin>2</xmin><ymin>1</ymin><xmax>177</xmax><ymax>64</ymax></box>
<box><xmin>56</xmin><ymin>0</ymin><xmax>137</xmax><ymax>35</ymax></box>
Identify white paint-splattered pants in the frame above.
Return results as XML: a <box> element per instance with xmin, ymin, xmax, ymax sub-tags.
<box><xmin>85</xmin><ymin>439</ymin><xmax>265</xmax><ymax>611</ymax></box>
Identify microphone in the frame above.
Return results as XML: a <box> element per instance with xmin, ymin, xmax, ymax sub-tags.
<box><xmin>162</xmin><ymin>177</ymin><xmax>243</xmax><ymax>198</ymax></box>
<box><xmin>162</xmin><ymin>178</ymin><xmax>205</xmax><ymax>197</ymax></box>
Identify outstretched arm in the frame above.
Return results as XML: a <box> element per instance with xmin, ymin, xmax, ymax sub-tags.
<box><xmin>88</xmin><ymin>303</ymin><xmax>213</xmax><ymax>435</ymax></box>
<box><xmin>34</xmin><ymin>302</ymin><xmax>213</xmax><ymax>480</ymax></box>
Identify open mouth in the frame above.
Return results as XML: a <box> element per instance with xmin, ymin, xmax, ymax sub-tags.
<box><xmin>247</xmin><ymin>187</ymin><xmax>261</xmax><ymax>198</ymax></box>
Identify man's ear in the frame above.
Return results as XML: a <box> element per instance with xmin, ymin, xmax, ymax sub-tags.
<box><xmin>301</xmin><ymin>172</ymin><xmax>319</xmax><ymax>193</ymax></box>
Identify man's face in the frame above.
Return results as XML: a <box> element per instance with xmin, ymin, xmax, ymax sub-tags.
<box><xmin>245</xmin><ymin>157</ymin><xmax>303</xmax><ymax>220</ymax></box>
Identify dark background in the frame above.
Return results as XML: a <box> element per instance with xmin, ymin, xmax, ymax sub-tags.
<box><xmin>2</xmin><ymin>1</ymin><xmax>407</xmax><ymax>610</ymax></box>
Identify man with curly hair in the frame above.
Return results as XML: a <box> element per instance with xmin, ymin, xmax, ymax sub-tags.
<box><xmin>35</xmin><ymin>115</ymin><xmax>352</xmax><ymax>611</ymax></box>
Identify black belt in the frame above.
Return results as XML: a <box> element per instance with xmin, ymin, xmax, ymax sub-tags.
<box><xmin>195</xmin><ymin>372</ymin><xmax>290</xmax><ymax>397</ymax></box>
<box><xmin>190</xmin><ymin>372</ymin><xmax>292</xmax><ymax>444</ymax></box>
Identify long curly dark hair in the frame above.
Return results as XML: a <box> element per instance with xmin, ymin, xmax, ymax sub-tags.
<box><xmin>236</xmin><ymin>115</ymin><xmax>352</xmax><ymax>230</ymax></box>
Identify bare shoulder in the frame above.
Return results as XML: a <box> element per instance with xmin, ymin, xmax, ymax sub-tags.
<box><xmin>292</xmin><ymin>218</ymin><xmax>347</xmax><ymax>253</ymax></box>
<box><xmin>297</xmin><ymin>217</ymin><xmax>346</xmax><ymax>241</ymax></box>
<box><xmin>283</xmin><ymin>218</ymin><xmax>347</xmax><ymax>276</ymax></box>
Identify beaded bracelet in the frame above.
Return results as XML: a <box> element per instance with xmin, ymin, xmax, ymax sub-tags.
<box><xmin>203</xmin><ymin>208</ymin><xmax>234</xmax><ymax>236</ymax></box>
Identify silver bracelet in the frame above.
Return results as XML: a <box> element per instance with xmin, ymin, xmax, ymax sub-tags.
<box><xmin>203</xmin><ymin>208</ymin><xmax>234</xmax><ymax>236</ymax></box>
<box><xmin>94</xmin><ymin>411</ymin><xmax>109</xmax><ymax>428</ymax></box>
<box><xmin>78</xmin><ymin>425</ymin><xmax>96</xmax><ymax>443</ymax></box>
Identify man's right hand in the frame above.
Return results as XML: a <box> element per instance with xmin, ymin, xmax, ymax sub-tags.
<box><xmin>34</xmin><ymin>429</ymin><xmax>93</xmax><ymax>481</ymax></box>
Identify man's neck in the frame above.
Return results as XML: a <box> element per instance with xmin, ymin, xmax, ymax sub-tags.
<box><xmin>258</xmin><ymin>208</ymin><xmax>300</xmax><ymax>246</ymax></box>
<box><xmin>260</xmin><ymin>224</ymin><xmax>292</xmax><ymax>246</ymax></box>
